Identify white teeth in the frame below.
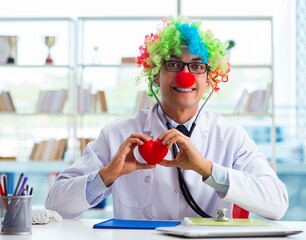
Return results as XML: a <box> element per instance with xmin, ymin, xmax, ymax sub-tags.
<box><xmin>176</xmin><ymin>87</ymin><xmax>193</xmax><ymax>92</ymax></box>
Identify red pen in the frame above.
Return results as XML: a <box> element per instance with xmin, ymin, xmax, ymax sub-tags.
<box><xmin>0</xmin><ymin>183</ymin><xmax>7</xmax><ymax>208</ymax></box>
<box><xmin>0</xmin><ymin>183</ymin><xmax>5</xmax><ymax>195</ymax></box>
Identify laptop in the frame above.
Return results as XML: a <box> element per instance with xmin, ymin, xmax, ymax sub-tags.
<box><xmin>156</xmin><ymin>224</ymin><xmax>303</xmax><ymax>238</ymax></box>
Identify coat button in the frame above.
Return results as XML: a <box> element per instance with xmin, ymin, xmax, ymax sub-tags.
<box><xmin>144</xmin><ymin>176</ymin><xmax>151</xmax><ymax>182</ymax></box>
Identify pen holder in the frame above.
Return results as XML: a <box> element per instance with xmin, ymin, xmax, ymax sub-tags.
<box><xmin>0</xmin><ymin>195</ymin><xmax>32</xmax><ymax>235</ymax></box>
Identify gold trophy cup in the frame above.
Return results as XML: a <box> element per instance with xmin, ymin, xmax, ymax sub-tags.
<box><xmin>45</xmin><ymin>36</ymin><xmax>56</xmax><ymax>64</ymax></box>
<box><xmin>6</xmin><ymin>36</ymin><xmax>17</xmax><ymax>64</ymax></box>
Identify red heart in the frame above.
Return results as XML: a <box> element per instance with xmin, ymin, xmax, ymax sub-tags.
<box><xmin>138</xmin><ymin>139</ymin><xmax>168</xmax><ymax>165</ymax></box>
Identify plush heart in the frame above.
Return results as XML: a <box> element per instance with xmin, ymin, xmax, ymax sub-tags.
<box><xmin>175</xmin><ymin>71</ymin><xmax>195</xmax><ymax>88</ymax></box>
<box><xmin>138</xmin><ymin>139</ymin><xmax>168</xmax><ymax>165</ymax></box>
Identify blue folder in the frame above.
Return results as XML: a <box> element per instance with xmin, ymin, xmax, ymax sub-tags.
<box><xmin>93</xmin><ymin>218</ymin><xmax>181</xmax><ymax>230</ymax></box>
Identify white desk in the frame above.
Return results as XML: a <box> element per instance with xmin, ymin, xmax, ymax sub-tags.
<box><xmin>0</xmin><ymin>219</ymin><xmax>305</xmax><ymax>240</ymax></box>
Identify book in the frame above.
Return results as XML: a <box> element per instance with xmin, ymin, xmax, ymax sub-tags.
<box><xmin>234</xmin><ymin>84</ymin><xmax>271</xmax><ymax>114</ymax></box>
<box><xmin>36</xmin><ymin>90</ymin><xmax>68</xmax><ymax>113</ymax></box>
<box><xmin>0</xmin><ymin>91</ymin><xmax>16</xmax><ymax>112</ymax></box>
<box><xmin>183</xmin><ymin>217</ymin><xmax>268</xmax><ymax>226</ymax></box>
<box><xmin>41</xmin><ymin>139</ymin><xmax>56</xmax><ymax>161</ymax></box>
<box><xmin>79</xmin><ymin>137</ymin><xmax>95</xmax><ymax>155</ymax></box>
<box><xmin>234</xmin><ymin>89</ymin><xmax>249</xmax><ymax>114</ymax></box>
<box><xmin>93</xmin><ymin>218</ymin><xmax>181</xmax><ymax>229</ymax></box>
<box><xmin>135</xmin><ymin>90</ymin><xmax>155</xmax><ymax>110</ymax></box>
<box><xmin>32</xmin><ymin>140</ymin><xmax>48</xmax><ymax>160</ymax></box>
<box><xmin>0</xmin><ymin>94</ymin><xmax>7</xmax><ymax>111</ymax></box>
<box><xmin>29</xmin><ymin>138</ymin><xmax>68</xmax><ymax>161</ymax></box>
<box><xmin>97</xmin><ymin>91</ymin><xmax>108</xmax><ymax>112</ymax></box>
<box><xmin>0</xmin><ymin>156</ymin><xmax>16</xmax><ymax>161</ymax></box>
<box><xmin>29</xmin><ymin>143</ymin><xmax>39</xmax><ymax>160</ymax></box>
<box><xmin>55</xmin><ymin>138</ymin><xmax>68</xmax><ymax>160</ymax></box>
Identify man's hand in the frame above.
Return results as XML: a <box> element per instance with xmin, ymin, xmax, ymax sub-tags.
<box><xmin>99</xmin><ymin>134</ymin><xmax>156</xmax><ymax>187</ymax></box>
<box><xmin>158</xmin><ymin>129</ymin><xmax>213</xmax><ymax>178</ymax></box>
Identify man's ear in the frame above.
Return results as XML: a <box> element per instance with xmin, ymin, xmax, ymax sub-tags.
<box><xmin>153</xmin><ymin>74</ymin><xmax>160</xmax><ymax>86</ymax></box>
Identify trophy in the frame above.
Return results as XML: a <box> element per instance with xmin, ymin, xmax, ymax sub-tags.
<box><xmin>44</xmin><ymin>36</ymin><xmax>56</xmax><ymax>64</ymax></box>
<box><xmin>6</xmin><ymin>36</ymin><xmax>17</xmax><ymax>64</ymax></box>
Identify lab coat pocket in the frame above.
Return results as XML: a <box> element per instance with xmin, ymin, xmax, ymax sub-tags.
<box><xmin>117</xmin><ymin>170</ymin><xmax>153</xmax><ymax>208</ymax></box>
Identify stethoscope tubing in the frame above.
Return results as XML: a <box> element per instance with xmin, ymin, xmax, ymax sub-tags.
<box><xmin>149</xmin><ymin>79</ymin><xmax>214</xmax><ymax>218</ymax></box>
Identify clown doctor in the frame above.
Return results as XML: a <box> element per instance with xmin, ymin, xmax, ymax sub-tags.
<box><xmin>45</xmin><ymin>16</ymin><xmax>288</xmax><ymax>220</ymax></box>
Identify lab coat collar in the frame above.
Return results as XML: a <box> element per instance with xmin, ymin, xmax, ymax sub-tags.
<box><xmin>143</xmin><ymin>104</ymin><xmax>210</xmax><ymax>140</ymax></box>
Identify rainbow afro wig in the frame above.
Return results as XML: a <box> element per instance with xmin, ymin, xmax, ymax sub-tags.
<box><xmin>136</xmin><ymin>16</ymin><xmax>230</xmax><ymax>96</ymax></box>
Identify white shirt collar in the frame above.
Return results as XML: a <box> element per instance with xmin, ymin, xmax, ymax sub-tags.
<box><xmin>156</xmin><ymin>104</ymin><xmax>198</xmax><ymax>131</ymax></box>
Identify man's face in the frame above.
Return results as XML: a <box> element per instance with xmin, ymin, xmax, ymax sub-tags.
<box><xmin>156</xmin><ymin>47</ymin><xmax>210</xmax><ymax>114</ymax></box>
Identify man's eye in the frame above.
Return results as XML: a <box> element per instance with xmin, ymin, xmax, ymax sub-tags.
<box><xmin>191</xmin><ymin>63</ymin><xmax>204</xmax><ymax>69</ymax></box>
<box><xmin>168</xmin><ymin>62</ymin><xmax>180</xmax><ymax>68</ymax></box>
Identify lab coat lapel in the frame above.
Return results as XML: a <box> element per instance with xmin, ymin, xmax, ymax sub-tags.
<box><xmin>143</xmin><ymin>104</ymin><xmax>167</xmax><ymax>139</ymax></box>
<box><xmin>190</xmin><ymin>111</ymin><xmax>210</xmax><ymax>145</ymax></box>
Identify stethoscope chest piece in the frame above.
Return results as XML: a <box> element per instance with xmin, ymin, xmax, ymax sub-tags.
<box><xmin>215</xmin><ymin>208</ymin><xmax>229</xmax><ymax>222</ymax></box>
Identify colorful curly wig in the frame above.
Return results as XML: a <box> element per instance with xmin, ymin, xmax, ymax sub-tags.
<box><xmin>136</xmin><ymin>16</ymin><xmax>230</xmax><ymax>97</ymax></box>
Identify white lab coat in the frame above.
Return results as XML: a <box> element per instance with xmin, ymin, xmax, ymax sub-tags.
<box><xmin>45</xmin><ymin>104</ymin><xmax>288</xmax><ymax>220</ymax></box>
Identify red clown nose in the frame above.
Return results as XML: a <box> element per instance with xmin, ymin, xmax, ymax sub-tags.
<box><xmin>175</xmin><ymin>72</ymin><xmax>195</xmax><ymax>88</ymax></box>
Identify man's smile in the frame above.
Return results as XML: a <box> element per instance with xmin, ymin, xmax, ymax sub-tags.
<box><xmin>172</xmin><ymin>86</ymin><xmax>196</xmax><ymax>92</ymax></box>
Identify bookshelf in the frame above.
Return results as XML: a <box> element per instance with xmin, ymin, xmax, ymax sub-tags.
<box><xmin>0</xmin><ymin>17</ymin><xmax>74</xmax><ymax>162</ymax></box>
<box><xmin>74</xmin><ymin>17</ymin><xmax>161</xmax><ymax>143</ymax></box>
<box><xmin>0</xmin><ymin>18</ymin><xmax>75</xmax><ymax>204</ymax></box>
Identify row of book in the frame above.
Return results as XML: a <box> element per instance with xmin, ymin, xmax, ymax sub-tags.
<box><xmin>79</xmin><ymin>137</ymin><xmax>95</xmax><ymax>155</ymax></box>
<box><xmin>77</xmin><ymin>85</ymin><xmax>107</xmax><ymax>113</ymax></box>
<box><xmin>0</xmin><ymin>156</ymin><xmax>16</xmax><ymax>161</ymax></box>
<box><xmin>135</xmin><ymin>91</ymin><xmax>155</xmax><ymax>110</ymax></box>
<box><xmin>36</xmin><ymin>89</ymin><xmax>68</xmax><ymax>113</ymax></box>
<box><xmin>29</xmin><ymin>138</ymin><xmax>68</xmax><ymax>161</ymax></box>
<box><xmin>234</xmin><ymin>84</ymin><xmax>271</xmax><ymax>114</ymax></box>
<box><xmin>0</xmin><ymin>91</ymin><xmax>16</xmax><ymax>112</ymax></box>
<box><xmin>77</xmin><ymin>87</ymin><xmax>154</xmax><ymax>113</ymax></box>
<box><xmin>28</xmin><ymin>137</ymin><xmax>96</xmax><ymax>161</ymax></box>
<box><xmin>1</xmin><ymin>89</ymin><xmax>155</xmax><ymax>114</ymax></box>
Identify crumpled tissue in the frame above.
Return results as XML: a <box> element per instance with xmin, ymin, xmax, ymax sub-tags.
<box><xmin>32</xmin><ymin>208</ymin><xmax>62</xmax><ymax>225</ymax></box>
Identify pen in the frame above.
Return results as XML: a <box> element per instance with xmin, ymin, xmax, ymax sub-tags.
<box><xmin>17</xmin><ymin>176</ymin><xmax>28</xmax><ymax>196</ymax></box>
<box><xmin>29</xmin><ymin>187</ymin><xmax>33</xmax><ymax>196</ymax></box>
<box><xmin>13</xmin><ymin>172</ymin><xmax>24</xmax><ymax>196</ymax></box>
<box><xmin>0</xmin><ymin>183</ymin><xmax>8</xmax><ymax>208</ymax></box>
<box><xmin>2</xmin><ymin>175</ymin><xmax>8</xmax><ymax>195</ymax></box>
<box><xmin>0</xmin><ymin>183</ymin><xmax>4</xmax><ymax>196</ymax></box>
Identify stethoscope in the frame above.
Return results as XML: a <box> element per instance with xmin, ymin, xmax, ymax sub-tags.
<box><xmin>149</xmin><ymin>71</ymin><xmax>214</xmax><ymax>218</ymax></box>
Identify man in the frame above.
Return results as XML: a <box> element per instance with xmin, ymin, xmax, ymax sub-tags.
<box><xmin>45</xmin><ymin>16</ymin><xmax>288</xmax><ymax>220</ymax></box>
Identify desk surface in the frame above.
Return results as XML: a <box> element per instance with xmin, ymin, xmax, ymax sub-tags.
<box><xmin>0</xmin><ymin>219</ymin><xmax>305</xmax><ymax>240</ymax></box>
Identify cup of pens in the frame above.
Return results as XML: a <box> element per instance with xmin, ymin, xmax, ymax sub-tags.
<box><xmin>0</xmin><ymin>174</ymin><xmax>32</xmax><ymax>235</ymax></box>
<box><xmin>0</xmin><ymin>195</ymin><xmax>32</xmax><ymax>235</ymax></box>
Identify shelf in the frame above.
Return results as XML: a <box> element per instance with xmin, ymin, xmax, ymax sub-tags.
<box><xmin>222</xmin><ymin>112</ymin><xmax>273</xmax><ymax>117</ymax></box>
<box><xmin>0</xmin><ymin>64</ymin><xmax>73</xmax><ymax>69</ymax></box>
<box><xmin>230</xmin><ymin>64</ymin><xmax>272</xmax><ymax>69</ymax></box>
<box><xmin>78</xmin><ymin>64</ymin><xmax>137</xmax><ymax>69</ymax></box>
<box><xmin>0</xmin><ymin>112</ymin><xmax>74</xmax><ymax>116</ymax></box>
<box><xmin>277</xmin><ymin>163</ymin><xmax>306</xmax><ymax>175</ymax></box>
<box><xmin>0</xmin><ymin>161</ymin><xmax>70</xmax><ymax>173</ymax></box>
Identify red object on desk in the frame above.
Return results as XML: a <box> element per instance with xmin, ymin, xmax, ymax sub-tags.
<box><xmin>232</xmin><ymin>204</ymin><xmax>249</xmax><ymax>218</ymax></box>
<box><xmin>0</xmin><ymin>183</ymin><xmax>5</xmax><ymax>195</ymax></box>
